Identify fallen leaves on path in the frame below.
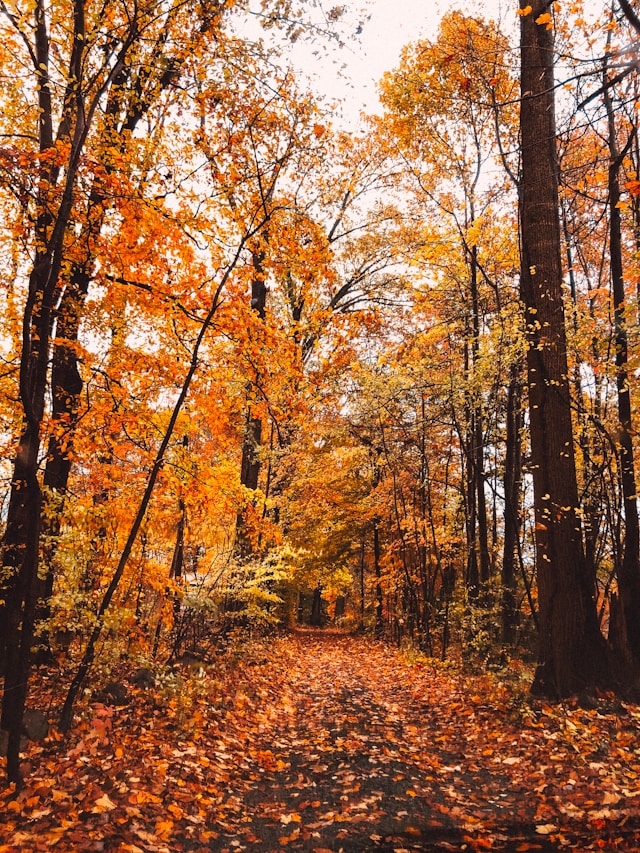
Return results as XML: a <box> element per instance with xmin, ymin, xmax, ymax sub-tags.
<box><xmin>3</xmin><ymin>633</ymin><xmax>640</xmax><ymax>851</ymax></box>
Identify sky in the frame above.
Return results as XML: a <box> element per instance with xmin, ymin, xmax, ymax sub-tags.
<box><xmin>287</xmin><ymin>0</ymin><xmax>514</xmax><ymax>127</ymax></box>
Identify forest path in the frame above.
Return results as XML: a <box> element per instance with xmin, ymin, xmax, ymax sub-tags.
<box><xmin>3</xmin><ymin>631</ymin><xmax>640</xmax><ymax>851</ymax></box>
<box><xmin>191</xmin><ymin>631</ymin><xmax>640</xmax><ymax>851</ymax></box>
<box><xmin>212</xmin><ymin>630</ymin><xmax>507</xmax><ymax>851</ymax></box>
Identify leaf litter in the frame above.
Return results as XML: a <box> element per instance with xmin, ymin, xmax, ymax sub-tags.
<box><xmin>3</xmin><ymin>632</ymin><xmax>640</xmax><ymax>851</ymax></box>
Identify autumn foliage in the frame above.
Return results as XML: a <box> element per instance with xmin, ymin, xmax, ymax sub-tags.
<box><xmin>1</xmin><ymin>2</ymin><xmax>640</xmax><ymax>847</ymax></box>
<box><xmin>3</xmin><ymin>633</ymin><xmax>640</xmax><ymax>851</ymax></box>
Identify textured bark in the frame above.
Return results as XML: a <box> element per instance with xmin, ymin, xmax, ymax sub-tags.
<box><xmin>604</xmin><ymin>82</ymin><xmax>640</xmax><ymax>664</ymax></box>
<box><xmin>519</xmin><ymin>0</ymin><xmax>609</xmax><ymax>696</ymax></box>
<box><xmin>236</xmin><ymin>249</ymin><xmax>268</xmax><ymax>559</ymax></box>
<box><xmin>501</xmin><ymin>368</ymin><xmax>523</xmax><ymax>647</ymax></box>
<box><xmin>0</xmin><ymin>0</ymin><xmax>86</xmax><ymax>781</ymax></box>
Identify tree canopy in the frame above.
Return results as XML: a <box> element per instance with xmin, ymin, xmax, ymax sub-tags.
<box><xmin>2</xmin><ymin>0</ymin><xmax>640</xmax><ymax>787</ymax></box>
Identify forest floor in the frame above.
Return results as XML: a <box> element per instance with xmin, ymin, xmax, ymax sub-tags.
<box><xmin>3</xmin><ymin>631</ymin><xmax>640</xmax><ymax>851</ymax></box>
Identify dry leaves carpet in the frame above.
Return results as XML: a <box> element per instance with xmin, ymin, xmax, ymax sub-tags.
<box><xmin>3</xmin><ymin>631</ymin><xmax>640</xmax><ymax>851</ymax></box>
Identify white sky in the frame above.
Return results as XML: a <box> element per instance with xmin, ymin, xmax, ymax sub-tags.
<box><xmin>289</xmin><ymin>0</ymin><xmax>515</xmax><ymax>127</ymax></box>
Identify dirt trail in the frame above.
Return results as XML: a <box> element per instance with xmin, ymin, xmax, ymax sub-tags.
<box><xmin>214</xmin><ymin>631</ymin><xmax>480</xmax><ymax>851</ymax></box>
<box><xmin>3</xmin><ymin>631</ymin><xmax>640</xmax><ymax>851</ymax></box>
<box><xmin>199</xmin><ymin>632</ymin><xmax>640</xmax><ymax>851</ymax></box>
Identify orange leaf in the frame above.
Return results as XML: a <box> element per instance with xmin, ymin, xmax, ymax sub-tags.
<box><xmin>136</xmin><ymin>790</ymin><xmax>162</xmax><ymax>804</ymax></box>
<box><xmin>167</xmin><ymin>803</ymin><xmax>184</xmax><ymax>819</ymax></box>
<box><xmin>535</xmin><ymin>12</ymin><xmax>553</xmax><ymax>28</ymax></box>
<box><xmin>155</xmin><ymin>820</ymin><xmax>174</xmax><ymax>839</ymax></box>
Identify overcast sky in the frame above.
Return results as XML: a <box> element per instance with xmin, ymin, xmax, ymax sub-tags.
<box><xmin>290</xmin><ymin>0</ymin><xmax>514</xmax><ymax>126</ymax></box>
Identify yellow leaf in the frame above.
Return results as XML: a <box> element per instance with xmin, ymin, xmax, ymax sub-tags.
<box><xmin>602</xmin><ymin>792</ymin><xmax>622</xmax><ymax>805</ymax></box>
<box><xmin>280</xmin><ymin>812</ymin><xmax>301</xmax><ymax>824</ymax></box>
<box><xmin>93</xmin><ymin>793</ymin><xmax>117</xmax><ymax>812</ymax></box>
<box><xmin>517</xmin><ymin>5</ymin><xmax>533</xmax><ymax>15</ymax></box>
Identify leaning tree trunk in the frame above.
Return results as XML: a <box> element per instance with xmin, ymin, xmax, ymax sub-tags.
<box><xmin>519</xmin><ymin>0</ymin><xmax>609</xmax><ymax>697</ymax></box>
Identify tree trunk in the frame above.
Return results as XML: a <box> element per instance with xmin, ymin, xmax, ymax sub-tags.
<box><xmin>604</xmin><ymin>78</ymin><xmax>640</xmax><ymax>665</ymax></box>
<box><xmin>501</xmin><ymin>366</ymin><xmax>523</xmax><ymax>647</ymax></box>
<box><xmin>519</xmin><ymin>0</ymin><xmax>609</xmax><ymax>696</ymax></box>
<box><xmin>235</xmin><ymin>249</ymin><xmax>267</xmax><ymax>559</ymax></box>
<box><xmin>0</xmin><ymin>0</ymin><xmax>81</xmax><ymax>779</ymax></box>
<box><xmin>1</xmin><ymin>423</ymin><xmax>45</xmax><ymax>783</ymax></box>
<box><xmin>374</xmin><ymin>522</ymin><xmax>384</xmax><ymax>637</ymax></box>
<box><xmin>469</xmin><ymin>244</ymin><xmax>491</xmax><ymax>588</ymax></box>
<box><xmin>310</xmin><ymin>586</ymin><xmax>323</xmax><ymax>627</ymax></box>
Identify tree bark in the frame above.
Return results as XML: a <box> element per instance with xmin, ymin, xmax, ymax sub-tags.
<box><xmin>519</xmin><ymin>0</ymin><xmax>609</xmax><ymax>696</ymax></box>
<box><xmin>501</xmin><ymin>366</ymin><xmax>523</xmax><ymax>647</ymax></box>
<box><xmin>236</xmin><ymin>248</ymin><xmax>268</xmax><ymax>559</ymax></box>
<box><xmin>0</xmin><ymin>0</ymin><xmax>90</xmax><ymax>780</ymax></box>
<box><xmin>604</xmin><ymin>77</ymin><xmax>640</xmax><ymax>664</ymax></box>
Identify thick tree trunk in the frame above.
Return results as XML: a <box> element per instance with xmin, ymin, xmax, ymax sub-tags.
<box><xmin>0</xmin><ymin>0</ymin><xmax>70</xmax><ymax>776</ymax></box>
<box><xmin>36</xmin><ymin>264</ymin><xmax>92</xmax><ymax>654</ymax></box>
<box><xmin>310</xmin><ymin>587</ymin><xmax>323</xmax><ymax>626</ymax></box>
<box><xmin>1</xmin><ymin>427</ymin><xmax>44</xmax><ymax>782</ymax></box>
<box><xmin>519</xmin><ymin>0</ymin><xmax>609</xmax><ymax>696</ymax></box>
<box><xmin>1</xmin><ymin>244</ymin><xmax>58</xmax><ymax>779</ymax></box>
